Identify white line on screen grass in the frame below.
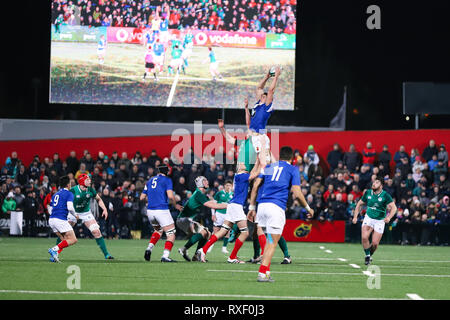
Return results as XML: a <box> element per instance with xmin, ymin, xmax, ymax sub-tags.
<box><xmin>166</xmin><ymin>71</ymin><xmax>180</xmax><ymax>107</ymax></box>
<box><xmin>0</xmin><ymin>290</ymin><xmax>407</xmax><ymax>300</ymax></box>
<box><xmin>349</xmin><ymin>264</ymin><xmax>361</xmax><ymax>269</ymax></box>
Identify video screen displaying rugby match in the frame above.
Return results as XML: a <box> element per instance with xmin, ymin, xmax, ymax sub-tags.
<box><xmin>49</xmin><ymin>0</ymin><xmax>296</xmax><ymax>109</ymax></box>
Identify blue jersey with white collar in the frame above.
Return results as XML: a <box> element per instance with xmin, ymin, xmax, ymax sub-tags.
<box><xmin>249</xmin><ymin>100</ymin><xmax>274</xmax><ymax>133</ymax></box>
<box><xmin>229</xmin><ymin>172</ymin><xmax>250</xmax><ymax>206</ymax></box>
<box><xmin>257</xmin><ymin>161</ymin><xmax>300</xmax><ymax>210</ymax></box>
<box><xmin>50</xmin><ymin>188</ymin><xmax>74</xmax><ymax>221</ymax></box>
<box><xmin>143</xmin><ymin>174</ymin><xmax>173</xmax><ymax>210</ymax></box>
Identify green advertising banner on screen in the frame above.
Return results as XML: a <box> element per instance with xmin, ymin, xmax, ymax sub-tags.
<box><xmin>266</xmin><ymin>33</ymin><xmax>296</xmax><ymax>49</ymax></box>
<box><xmin>51</xmin><ymin>25</ymin><xmax>107</xmax><ymax>42</ymax></box>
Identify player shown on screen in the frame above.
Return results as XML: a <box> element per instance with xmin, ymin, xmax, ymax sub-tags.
<box><xmin>140</xmin><ymin>166</ymin><xmax>182</xmax><ymax>262</ymax></box>
<box><xmin>168</xmin><ymin>43</ymin><xmax>183</xmax><ymax>76</ymax></box>
<box><xmin>153</xmin><ymin>37</ymin><xmax>165</xmax><ymax>73</ymax></box>
<box><xmin>205</xmin><ymin>46</ymin><xmax>223</xmax><ymax>81</ymax></box>
<box><xmin>352</xmin><ymin>177</ymin><xmax>397</xmax><ymax>265</ymax></box>
<box><xmin>249</xmin><ymin>66</ymin><xmax>281</xmax><ymax>169</ymax></box>
<box><xmin>143</xmin><ymin>44</ymin><xmax>157</xmax><ymax>81</ymax></box>
<box><xmin>181</xmin><ymin>27</ymin><xmax>194</xmax><ymax>74</ymax></box>
<box><xmin>97</xmin><ymin>34</ymin><xmax>106</xmax><ymax>65</ymax></box>
<box><xmin>249</xmin><ymin>146</ymin><xmax>313</xmax><ymax>282</ymax></box>
<box><xmin>47</xmin><ymin>176</ymin><xmax>78</xmax><ymax>263</ymax></box>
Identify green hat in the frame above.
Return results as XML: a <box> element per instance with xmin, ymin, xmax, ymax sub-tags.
<box><xmin>308</xmin><ymin>145</ymin><xmax>314</xmax><ymax>151</ymax></box>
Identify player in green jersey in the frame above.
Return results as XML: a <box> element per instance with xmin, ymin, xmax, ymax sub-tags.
<box><xmin>212</xmin><ymin>180</ymin><xmax>235</xmax><ymax>254</ymax></box>
<box><xmin>177</xmin><ymin>176</ymin><xmax>228</xmax><ymax>261</ymax></box>
<box><xmin>168</xmin><ymin>43</ymin><xmax>183</xmax><ymax>76</ymax></box>
<box><xmin>353</xmin><ymin>177</ymin><xmax>397</xmax><ymax>265</ymax></box>
<box><xmin>68</xmin><ymin>173</ymin><xmax>114</xmax><ymax>260</ymax></box>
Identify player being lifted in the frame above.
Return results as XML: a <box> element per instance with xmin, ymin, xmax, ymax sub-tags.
<box><xmin>140</xmin><ymin>166</ymin><xmax>182</xmax><ymax>262</ymax></box>
<box><xmin>48</xmin><ymin>176</ymin><xmax>78</xmax><ymax>263</ymax></box>
<box><xmin>177</xmin><ymin>176</ymin><xmax>228</xmax><ymax>261</ymax></box>
<box><xmin>68</xmin><ymin>173</ymin><xmax>114</xmax><ymax>259</ymax></box>
<box><xmin>249</xmin><ymin>146</ymin><xmax>314</xmax><ymax>282</ymax></box>
<box><xmin>352</xmin><ymin>177</ymin><xmax>397</xmax><ymax>265</ymax></box>
<box><xmin>196</xmin><ymin>161</ymin><xmax>260</xmax><ymax>264</ymax></box>
<box><xmin>249</xmin><ymin>66</ymin><xmax>281</xmax><ymax>169</ymax></box>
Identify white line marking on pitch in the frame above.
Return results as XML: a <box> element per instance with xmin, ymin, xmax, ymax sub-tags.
<box><xmin>207</xmin><ymin>270</ymin><xmax>450</xmax><ymax>278</ymax></box>
<box><xmin>349</xmin><ymin>264</ymin><xmax>361</xmax><ymax>269</ymax></box>
<box><xmin>325</xmin><ymin>250</ymin><xmax>333</xmax><ymax>254</ymax></box>
<box><xmin>0</xmin><ymin>290</ymin><xmax>407</xmax><ymax>300</ymax></box>
<box><xmin>406</xmin><ymin>293</ymin><xmax>424</xmax><ymax>300</ymax></box>
<box><xmin>338</xmin><ymin>258</ymin><xmax>348</xmax><ymax>262</ymax></box>
<box><xmin>166</xmin><ymin>71</ymin><xmax>180</xmax><ymax>107</ymax></box>
<box><xmin>319</xmin><ymin>246</ymin><xmax>325</xmax><ymax>249</ymax></box>
<box><xmin>363</xmin><ymin>270</ymin><xmax>375</xmax><ymax>277</ymax></box>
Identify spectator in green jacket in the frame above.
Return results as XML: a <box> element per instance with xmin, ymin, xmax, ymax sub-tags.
<box><xmin>2</xmin><ymin>192</ymin><xmax>16</xmax><ymax>214</ymax></box>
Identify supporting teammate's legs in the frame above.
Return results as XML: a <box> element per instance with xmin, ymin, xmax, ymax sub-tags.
<box><xmin>228</xmin><ymin>220</ymin><xmax>249</xmax><ymax>261</ymax></box>
<box><xmin>85</xmin><ymin>219</ymin><xmax>113</xmax><ymax>259</ymax></box>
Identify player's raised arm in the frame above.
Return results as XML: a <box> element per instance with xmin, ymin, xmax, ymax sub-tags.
<box><xmin>247</xmin><ymin>176</ymin><xmax>263</xmax><ymax>222</ymax></box>
<box><xmin>266</xmin><ymin>66</ymin><xmax>281</xmax><ymax>105</ymax></box>
<box><xmin>291</xmin><ymin>185</ymin><xmax>314</xmax><ymax>218</ymax></box>
<box><xmin>218</xmin><ymin>119</ymin><xmax>236</xmax><ymax>145</ymax></box>
<box><xmin>256</xmin><ymin>70</ymin><xmax>271</xmax><ymax>101</ymax></box>
<box><xmin>244</xmin><ymin>98</ymin><xmax>250</xmax><ymax>129</ymax></box>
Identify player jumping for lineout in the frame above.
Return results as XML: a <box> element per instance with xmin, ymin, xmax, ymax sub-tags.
<box><xmin>143</xmin><ymin>44</ymin><xmax>157</xmax><ymax>81</ymax></box>
<box><xmin>67</xmin><ymin>174</ymin><xmax>114</xmax><ymax>259</ymax></box>
<box><xmin>249</xmin><ymin>66</ymin><xmax>281</xmax><ymax>170</ymax></box>
<box><xmin>248</xmin><ymin>146</ymin><xmax>314</xmax><ymax>282</ymax></box>
<box><xmin>97</xmin><ymin>34</ymin><xmax>106</xmax><ymax>65</ymax></box>
<box><xmin>177</xmin><ymin>176</ymin><xmax>228</xmax><ymax>261</ymax></box>
<box><xmin>140</xmin><ymin>166</ymin><xmax>183</xmax><ymax>262</ymax></box>
<box><xmin>352</xmin><ymin>177</ymin><xmax>397</xmax><ymax>265</ymax></box>
<box><xmin>47</xmin><ymin>176</ymin><xmax>78</xmax><ymax>263</ymax></box>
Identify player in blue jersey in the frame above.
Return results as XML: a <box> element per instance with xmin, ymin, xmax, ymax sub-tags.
<box><xmin>97</xmin><ymin>34</ymin><xmax>106</xmax><ymax>64</ymax></box>
<box><xmin>140</xmin><ymin>166</ymin><xmax>183</xmax><ymax>262</ymax></box>
<box><xmin>144</xmin><ymin>29</ymin><xmax>157</xmax><ymax>49</ymax></box>
<box><xmin>196</xmin><ymin>163</ymin><xmax>260</xmax><ymax>263</ymax></box>
<box><xmin>153</xmin><ymin>37</ymin><xmax>166</xmax><ymax>73</ymax></box>
<box><xmin>248</xmin><ymin>146</ymin><xmax>314</xmax><ymax>282</ymax></box>
<box><xmin>47</xmin><ymin>176</ymin><xmax>78</xmax><ymax>263</ymax></box>
<box><xmin>249</xmin><ymin>66</ymin><xmax>282</xmax><ymax>170</ymax></box>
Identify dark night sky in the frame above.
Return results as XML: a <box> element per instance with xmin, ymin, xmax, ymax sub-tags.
<box><xmin>1</xmin><ymin>0</ymin><xmax>449</xmax><ymax>130</ymax></box>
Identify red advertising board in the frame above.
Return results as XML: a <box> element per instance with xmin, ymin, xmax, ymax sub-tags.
<box><xmin>106</xmin><ymin>27</ymin><xmax>266</xmax><ymax>48</ymax></box>
<box><xmin>282</xmin><ymin>220</ymin><xmax>346</xmax><ymax>242</ymax></box>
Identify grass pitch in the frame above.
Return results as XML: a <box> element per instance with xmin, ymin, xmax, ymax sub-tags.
<box><xmin>0</xmin><ymin>237</ymin><xmax>449</xmax><ymax>300</ymax></box>
<box><xmin>50</xmin><ymin>42</ymin><xmax>295</xmax><ymax>109</ymax></box>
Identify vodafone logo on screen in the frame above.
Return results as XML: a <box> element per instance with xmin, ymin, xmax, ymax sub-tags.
<box><xmin>194</xmin><ymin>31</ymin><xmax>262</xmax><ymax>47</ymax></box>
<box><xmin>111</xmin><ymin>27</ymin><xmax>144</xmax><ymax>43</ymax></box>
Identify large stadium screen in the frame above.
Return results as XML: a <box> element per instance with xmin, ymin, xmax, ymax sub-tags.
<box><xmin>49</xmin><ymin>0</ymin><xmax>296</xmax><ymax>109</ymax></box>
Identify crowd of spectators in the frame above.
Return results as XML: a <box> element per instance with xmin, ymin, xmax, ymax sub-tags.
<box><xmin>51</xmin><ymin>0</ymin><xmax>297</xmax><ymax>34</ymax></box>
<box><xmin>1</xmin><ymin>138</ymin><xmax>449</xmax><ymax>245</ymax></box>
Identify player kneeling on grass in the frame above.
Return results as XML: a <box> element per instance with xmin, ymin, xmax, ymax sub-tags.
<box><xmin>352</xmin><ymin>177</ymin><xmax>397</xmax><ymax>265</ymax></box>
<box><xmin>48</xmin><ymin>176</ymin><xmax>78</xmax><ymax>263</ymax></box>
<box><xmin>67</xmin><ymin>174</ymin><xmax>114</xmax><ymax>259</ymax></box>
<box><xmin>176</xmin><ymin>176</ymin><xmax>228</xmax><ymax>261</ymax></box>
<box><xmin>140</xmin><ymin>166</ymin><xmax>183</xmax><ymax>262</ymax></box>
<box><xmin>248</xmin><ymin>146</ymin><xmax>314</xmax><ymax>282</ymax></box>
<box><xmin>196</xmin><ymin>163</ymin><xmax>260</xmax><ymax>263</ymax></box>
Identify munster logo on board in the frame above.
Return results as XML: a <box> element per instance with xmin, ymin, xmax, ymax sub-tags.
<box><xmin>294</xmin><ymin>223</ymin><xmax>312</xmax><ymax>238</ymax></box>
